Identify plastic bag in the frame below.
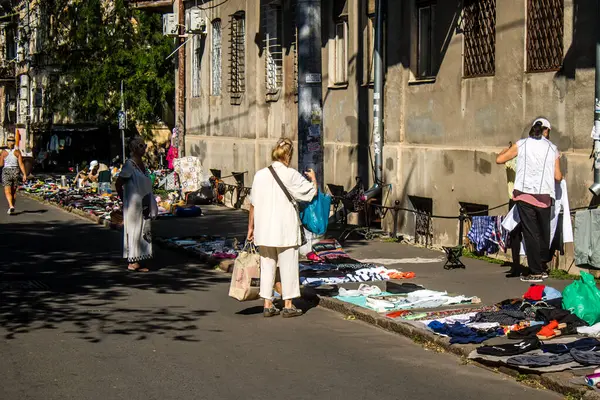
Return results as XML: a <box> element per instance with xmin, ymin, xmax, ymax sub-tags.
<box><xmin>298</xmin><ymin>228</ymin><xmax>324</xmax><ymax>256</ymax></box>
<box><xmin>562</xmin><ymin>271</ymin><xmax>600</xmax><ymax>326</ymax></box>
<box><xmin>300</xmin><ymin>191</ymin><xmax>332</xmax><ymax>235</ymax></box>
<box><xmin>229</xmin><ymin>243</ymin><xmax>261</xmax><ymax>301</ymax></box>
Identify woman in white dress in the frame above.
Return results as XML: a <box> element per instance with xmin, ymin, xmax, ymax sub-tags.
<box><xmin>116</xmin><ymin>136</ymin><xmax>157</xmax><ymax>272</ymax></box>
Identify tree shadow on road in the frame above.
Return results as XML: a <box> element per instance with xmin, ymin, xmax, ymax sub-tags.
<box><xmin>0</xmin><ymin>220</ymin><xmax>228</xmax><ymax>343</ymax></box>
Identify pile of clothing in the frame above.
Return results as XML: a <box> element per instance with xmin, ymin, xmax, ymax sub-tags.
<box><xmin>21</xmin><ymin>178</ymin><xmax>122</xmax><ymax>223</ymax></box>
<box><xmin>299</xmin><ymin>239</ymin><xmax>416</xmax><ymax>286</ymax></box>
<box><xmin>163</xmin><ymin>236</ymin><xmax>240</xmax><ymax>260</ymax></box>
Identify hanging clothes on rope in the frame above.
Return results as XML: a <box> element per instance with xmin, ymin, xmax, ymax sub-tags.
<box><xmin>467</xmin><ymin>216</ymin><xmax>504</xmax><ymax>254</ymax></box>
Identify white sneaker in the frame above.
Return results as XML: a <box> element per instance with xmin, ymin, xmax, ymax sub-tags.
<box><xmin>7</xmin><ymin>207</ymin><xmax>14</xmax><ymax>215</ymax></box>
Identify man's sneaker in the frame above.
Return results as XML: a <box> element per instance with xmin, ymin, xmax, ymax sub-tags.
<box><xmin>282</xmin><ymin>307</ymin><xmax>303</xmax><ymax>318</ymax></box>
<box><xmin>263</xmin><ymin>306</ymin><xmax>281</xmax><ymax>318</ymax></box>
<box><xmin>7</xmin><ymin>207</ymin><xmax>14</xmax><ymax>215</ymax></box>
<box><xmin>541</xmin><ymin>272</ymin><xmax>549</xmax><ymax>279</ymax></box>
<box><xmin>521</xmin><ymin>274</ymin><xmax>544</xmax><ymax>283</ymax></box>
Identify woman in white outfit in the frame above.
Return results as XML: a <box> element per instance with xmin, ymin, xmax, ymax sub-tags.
<box><xmin>116</xmin><ymin>136</ymin><xmax>157</xmax><ymax>272</ymax></box>
<box><xmin>0</xmin><ymin>134</ymin><xmax>27</xmax><ymax>214</ymax></box>
<box><xmin>247</xmin><ymin>138</ymin><xmax>317</xmax><ymax>318</ymax></box>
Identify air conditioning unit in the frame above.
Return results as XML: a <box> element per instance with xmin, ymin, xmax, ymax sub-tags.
<box><xmin>188</xmin><ymin>9</ymin><xmax>207</xmax><ymax>34</ymax></box>
<box><xmin>162</xmin><ymin>13</ymin><xmax>178</xmax><ymax>37</ymax></box>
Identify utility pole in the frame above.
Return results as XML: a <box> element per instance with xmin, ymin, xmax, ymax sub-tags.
<box><xmin>590</xmin><ymin>1</ymin><xmax>600</xmax><ymax>196</ymax></box>
<box><xmin>176</xmin><ymin>0</ymin><xmax>186</xmax><ymax>156</ymax></box>
<box><xmin>373</xmin><ymin>0</ymin><xmax>385</xmax><ymax>186</ymax></box>
<box><xmin>120</xmin><ymin>80</ymin><xmax>126</xmax><ymax>163</ymax></box>
<box><xmin>297</xmin><ymin>0</ymin><xmax>323</xmax><ymax>190</ymax></box>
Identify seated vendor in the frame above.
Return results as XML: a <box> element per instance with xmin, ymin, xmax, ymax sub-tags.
<box><xmin>86</xmin><ymin>160</ymin><xmax>109</xmax><ymax>183</ymax></box>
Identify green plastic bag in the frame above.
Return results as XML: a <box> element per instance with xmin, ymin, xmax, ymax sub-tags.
<box><xmin>562</xmin><ymin>271</ymin><xmax>600</xmax><ymax>326</ymax></box>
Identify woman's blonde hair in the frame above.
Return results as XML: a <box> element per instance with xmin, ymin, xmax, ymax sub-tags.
<box><xmin>272</xmin><ymin>138</ymin><xmax>293</xmax><ymax>165</ymax></box>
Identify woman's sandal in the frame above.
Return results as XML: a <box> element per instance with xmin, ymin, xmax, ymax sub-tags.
<box><xmin>128</xmin><ymin>265</ymin><xmax>149</xmax><ymax>272</ymax></box>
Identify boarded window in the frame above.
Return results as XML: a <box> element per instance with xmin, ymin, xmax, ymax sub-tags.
<box><xmin>526</xmin><ymin>0</ymin><xmax>564</xmax><ymax>72</ymax></box>
<box><xmin>262</xmin><ymin>0</ymin><xmax>283</xmax><ymax>99</ymax></box>
<box><xmin>211</xmin><ymin>19</ymin><xmax>222</xmax><ymax>96</ymax></box>
<box><xmin>463</xmin><ymin>0</ymin><xmax>496</xmax><ymax>78</ymax></box>
<box><xmin>229</xmin><ymin>11</ymin><xmax>246</xmax><ymax>105</ymax></box>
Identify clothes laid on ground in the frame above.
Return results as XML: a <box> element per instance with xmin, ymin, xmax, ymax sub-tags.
<box><xmin>574</xmin><ymin>209</ymin><xmax>600</xmax><ymax>268</ymax></box>
<box><xmin>470</xmin><ymin>310</ymin><xmax>526</xmax><ymax>326</ymax></box>
<box><xmin>507</xmin><ymin>353</ymin><xmax>574</xmax><ymax>368</ymax></box>
<box><xmin>477</xmin><ymin>338</ymin><xmax>541</xmax><ymax>356</ymax></box>
<box><xmin>165</xmin><ymin>236</ymin><xmax>240</xmax><ymax>259</ymax></box>
<box><xmin>577</xmin><ymin>322</ymin><xmax>600</xmax><ymax>337</ymax></box>
<box><xmin>523</xmin><ymin>285</ymin><xmax>545</xmax><ymax>301</ymax></box>
<box><xmin>541</xmin><ymin>338</ymin><xmax>600</xmax><ymax>354</ymax></box>
<box><xmin>535</xmin><ymin>308</ymin><xmax>588</xmax><ymax>328</ymax></box>
<box><xmin>570</xmin><ymin>349</ymin><xmax>600</xmax><ymax>366</ymax></box>
<box><xmin>428</xmin><ymin>321</ymin><xmax>504</xmax><ymax>344</ymax></box>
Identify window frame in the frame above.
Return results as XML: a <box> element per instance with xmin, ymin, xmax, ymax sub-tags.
<box><xmin>462</xmin><ymin>0</ymin><xmax>496</xmax><ymax>79</ymax></box>
<box><xmin>525</xmin><ymin>0</ymin><xmax>564</xmax><ymax>73</ymax></box>
<box><xmin>229</xmin><ymin>11</ymin><xmax>246</xmax><ymax>105</ymax></box>
<box><xmin>416</xmin><ymin>1</ymin><xmax>436</xmax><ymax>79</ymax></box>
<box><xmin>191</xmin><ymin>33</ymin><xmax>202</xmax><ymax>98</ymax></box>
<box><xmin>262</xmin><ymin>0</ymin><xmax>284</xmax><ymax>100</ymax></box>
<box><xmin>329</xmin><ymin>17</ymin><xmax>349</xmax><ymax>87</ymax></box>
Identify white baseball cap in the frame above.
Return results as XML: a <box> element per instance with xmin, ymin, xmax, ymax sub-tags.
<box><xmin>533</xmin><ymin>118</ymin><xmax>551</xmax><ymax>130</ymax></box>
<box><xmin>90</xmin><ymin>160</ymin><xmax>99</xmax><ymax>169</ymax></box>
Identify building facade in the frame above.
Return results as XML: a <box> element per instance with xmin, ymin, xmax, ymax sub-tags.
<box><xmin>181</xmin><ymin>0</ymin><xmax>597</xmax><ymax>260</ymax></box>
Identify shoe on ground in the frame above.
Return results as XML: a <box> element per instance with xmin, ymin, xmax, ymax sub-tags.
<box><xmin>263</xmin><ymin>306</ymin><xmax>281</xmax><ymax>318</ymax></box>
<box><xmin>506</xmin><ymin>270</ymin><xmax>521</xmax><ymax>278</ymax></box>
<box><xmin>7</xmin><ymin>207</ymin><xmax>14</xmax><ymax>215</ymax></box>
<box><xmin>541</xmin><ymin>272</ymin><xmax>549</xmax><ymax>279</ymax></box>
<box><xmin>521</xmin><ymin>274</ymin><xmax>544</xmax><ymax>283</ymax></box>
<box><xmin>282</xmin><ymin>307</ymin><xmax>303</xmax><ymax>318</ymax></box>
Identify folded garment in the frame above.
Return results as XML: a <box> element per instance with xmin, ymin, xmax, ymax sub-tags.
<box><xmin>477</xmin><ymin>338</ymin><xmax>541</xmax><ymax>357</ymax></box>
<box><xmin>535</xmin><ymin>308</ymin><xmax>587</xmax><ymax>327</ymax></box>
<box><xmin>523</xmin><ymin>285</ymin><xmax>545</xmax><ymax>301</ymax></box>
<box><xmin>541</xmin><ymin>338</ymin><xmax>600</xmax><ymax>354</ymax></box>
<box><xmin>578</xmin><ymin>322</ymin><xmax>600</xmax><ymax>337</ymax></box>
<box><xmin>428</xmin><ymin>321</ymin><xmax>503</xmax><ymax>345</ymax></box>
<box><xmin>570</xmin><ymin>348</ymin><xmax>600</xmax><ymax>366</ymax></box>
<box><xmin>507</xmin><ymin>353</ymin><xmax>574</xmax><ymax>368</ymax></box>
<box><xmin>507</xmin><ymin>324</ymin><xmax>543</xmax><ymax>340</ymax></box>
<box><xmin>470</xmin><ymin>310</ymin><xmax>526</xmax><ymax>326</ymax></box>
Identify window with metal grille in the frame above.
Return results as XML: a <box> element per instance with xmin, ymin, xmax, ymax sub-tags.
<box><xmin>262</xmin><ymin>0</ymin><xmax>283</xmax><ymax>99</ymax></box>
<box><xmin>526</xmin><ymin>0</ymin><xmax>564</xmax><ymax>72</ymax></box>
<box><xmin>417</xmin><ymin>1</ymin><xmax>436</xmax><ymax>78</ymax></box>
<box><xmin>191</xmin><ymin>34</ymin><xmax>202</xmax><ymax>98</ymax></box>
<box><xmin>462</xmin><ymin>0</ymin><xmax>496</xmax><ymax>78</ymax></box>
<box><xmin>211</xmin><ymin>19</ymin><xmax>222</xmax><ymax>96</ymax></box>
<box><xmin>229</xmin><ymin>11</ymin><xmax>246</xmax><ymax>105</ymax></box>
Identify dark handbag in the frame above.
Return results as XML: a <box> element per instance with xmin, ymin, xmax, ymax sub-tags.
<box><xmin>268</xmin><ymin>165</ymin><xmax>307</xmax><ymax>246</ymax></box>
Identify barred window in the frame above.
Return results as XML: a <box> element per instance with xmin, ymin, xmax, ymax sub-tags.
<box><xmin>229</xmin><ymin>11</ymin><xmax>246</xmax><ymax>105</ymax></box>
<box><xmin>211</xmin><ymin>19</ymin><xmax>222</xmax><ymax>96</ymax></box>
<box><xmin>329</xmin><ymin>0</ymin><xmax>348</xmax><ymax>86</ymax></box>
<box><xmin>526</xmin><ymin>0</ymin><xmax>564</xmax><ymax>72</ymax></box>
<box><xmin>262</xmin><ymin>0</ymin><xmax>283</xmax><ymax>99</ymax></box>
<box><xmin>462</xmin><ymin>0</ymin><xmax>496</xmax><ymax>78</ymax></box>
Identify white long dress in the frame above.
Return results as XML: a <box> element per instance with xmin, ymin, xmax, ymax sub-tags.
<box><xmin>121</xmin><ymin>159</ymin><xmax>157</xmax><ymax>262</ymax></box>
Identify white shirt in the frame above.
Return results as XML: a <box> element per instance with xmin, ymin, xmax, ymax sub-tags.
<box><xmin>251</xmin><ymin>161</ymin><xmax>317</xmax><ymax>247</ymax></box>
<box><xmin>514</xmin><ymin>137</ymin><xmax>559</xmax><ymax>198</ymax></box>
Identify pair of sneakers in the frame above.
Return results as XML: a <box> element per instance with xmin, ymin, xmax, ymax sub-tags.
<box><xmin>520</xmin><ymin>272</ymin><xmax>549</xmax><ymax>283</ymax></box>
<box><xmin>264</xmin><ymin>306</ymin><xmax>303</xmax><ymax>318</ymax></box>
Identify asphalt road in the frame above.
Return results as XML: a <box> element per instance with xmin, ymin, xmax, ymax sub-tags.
<box><xmin>0</xmin><ymin>195</ymin><xmax>561</xmax><ymax>400</ymax></box>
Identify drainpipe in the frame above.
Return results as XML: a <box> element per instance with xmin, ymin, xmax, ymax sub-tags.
<box><xmin>591</xmin><ymin>2</ymin><xmax>600</xmax><ymax>196</ymax></box>
<box><xmin>373</xmin><ymin>0</ymin><xmax>385</xmax><ymax>186</ymax></box>
<box><xmin>176</xmin><ymin>0</ymin><xmax>186</xmax><ymax>156</ymax></box>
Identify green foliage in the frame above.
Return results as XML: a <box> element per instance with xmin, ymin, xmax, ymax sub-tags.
<box><xmin>41</xmin><ymin>0</ymin><xmax>174</xmax><ymax>125</ymax></box>
<box><xmin>461</xmin><ymin>248</ymin><xmax>506</xmax><ymax>265</ymax></box>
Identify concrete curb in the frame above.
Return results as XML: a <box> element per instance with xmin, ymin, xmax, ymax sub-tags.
<box><xmin>19</xmin><ymin>192</ymin><xmax>600</xmax><ymax>399</ymax></box>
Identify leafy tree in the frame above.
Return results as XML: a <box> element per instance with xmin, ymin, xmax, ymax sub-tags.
<box><xmin>38</xmin><ymin>0</ymin><xmax>174</xmax><ymax>127</ymax></box>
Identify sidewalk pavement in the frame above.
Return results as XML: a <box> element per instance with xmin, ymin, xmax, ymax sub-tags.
<box><xmin>16</xmin><ymin>195</ymin><xmax>598</xmax><ymax>398</ymax></box>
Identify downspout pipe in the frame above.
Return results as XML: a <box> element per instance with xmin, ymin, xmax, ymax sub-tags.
<box><xmin>590</xmin><ymin>0</ymin><xmax>600</xmax><ymax>196</ymax></box>
<box><xmin>373</xmin><ymin>0</ymin><xmax>385</xmax><ymax>187</ymax></box>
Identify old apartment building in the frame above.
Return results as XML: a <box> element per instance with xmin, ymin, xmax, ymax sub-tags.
<box><xmin>182</xmin><ymin>0</ymin><xmax>596</xmax><ymax>251</ymax></box>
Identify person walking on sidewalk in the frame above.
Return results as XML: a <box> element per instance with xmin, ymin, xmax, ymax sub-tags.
<box><xmin>116</xmin><ymin>136</ymin><xmax>157</xmax><ymax>272</ymax></box>
<box><xmin>247</xmin><ymin>138</ymin><xmax>317</xmax><ymax>318</ymax></box>
<box><xmin>0</xmin><ymin>134</ymin><xmax>27</xmax><ymax>215</ymax></box>
<box><xmin>496</xmin><ymin>118</ymin><xmax>562</xmax><ymax>283</ymax></box>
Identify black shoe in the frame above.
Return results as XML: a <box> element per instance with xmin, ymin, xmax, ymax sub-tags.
<box><xmin>282</xmin><ymin>307</ymin><xmax>303</xmax><ymax>318</ymax></box>
<box><xmin>263</xmin><ymin>306</ymin><xmax>281</xmax><ymax>318</ymax></box>
<box><xmin>506</xmin><ymin>270</ymin><xmax>521</xmax><ymax>278</ymax></box>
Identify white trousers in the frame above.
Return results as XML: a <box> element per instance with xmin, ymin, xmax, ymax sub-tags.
<box><xmin>259</xmin><ymin>246</ymin><xmax>300</xmax><ymax>301</ymax></box>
